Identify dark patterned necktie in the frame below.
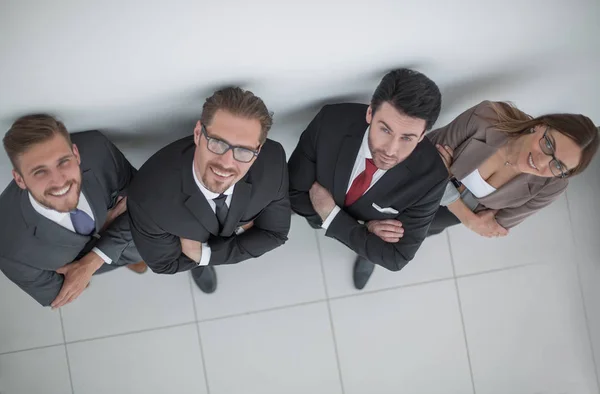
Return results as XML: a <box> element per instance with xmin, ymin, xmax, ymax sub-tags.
<box><xmin>69</xmin><ymin>209</ymin><xmax>96</xmax><ymax>235</ymax></box>
<box><xmin>213</xmin><ymin>194</ymin><xmax>229</xmax><ymax>229</ymax></box>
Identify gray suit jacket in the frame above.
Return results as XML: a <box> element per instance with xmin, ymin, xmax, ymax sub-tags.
<box><xmin>0</xmin><ymin>131</ymin><xmax>139</xmax><ymax>306</ymax></box>
<box><xmin>426</xmin><ymin>101</ymin><xmax>568</xmax><ymax>229</ymax></box>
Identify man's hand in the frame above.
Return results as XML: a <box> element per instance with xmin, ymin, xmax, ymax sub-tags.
<box><xmin>51</xmin><ymin>252</ymin><xmax>104</xmax><ymax>309</ymax></box>
<box><xmin>309</xmin><ymin>182</ymin><xmax>336</xmax><ymax>221</ymax></box>
<box><xmin>366</xmin><ymin>219</ymin><xmax>404</xmax><ymax>243</ymax></box>
<box><xmin>101</xmin><ymin>196</ymin><xmax>128</xmax><ymax>232</ymax></box>
<box><xmin>436</xmin><ymin>144</ymin><xmax>454</xmax><ymax>173</ymax></box>
<box><xmin>240</xmin><ymin>221</ymin><xmax>254</xmax><ymax>232</ymax></box>
<box><xmin>466</xmin><ymin>210</ymin><xmax>509</xmax><ymax>238</ymax></box>
<box><xmin>180</xmin><ymin>237</ymin><xmax>202</xmax><ymax>263</ymax></box>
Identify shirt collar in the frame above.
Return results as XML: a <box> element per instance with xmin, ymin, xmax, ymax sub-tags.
<box><xmin>360</xmin><ymin>126</ymin><xmax>374</xmax><ymax>160</ymax></box>
<box><xmin>192</xmin><ymin>161</ymin><xmax>235</xmax><ymax>200</ymax></box>
<box><xmin>29</xmin><ymin>193</ymin><xmax>69</xmax><ymax>222</ymax></box>
<box><xmin>29</xmin><ymin>190</ymin><xmax>92</xmax><ymax>223</ymax></box>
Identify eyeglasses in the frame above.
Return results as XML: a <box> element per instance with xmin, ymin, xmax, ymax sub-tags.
<box><xmin>200</xmin><ymin>125</ymin><xmax>259</xmax><ymax>163</ymax></box>
<box><xmin>538</xmin><ymin>127</ymin><xmax>568</xmax><ymax>178</ymax></box>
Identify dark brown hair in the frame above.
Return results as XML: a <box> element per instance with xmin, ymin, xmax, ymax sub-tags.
<box><xmin>3</xmin><ymin>114</ymin><xmax>72</xmax><ymax>172</ymax></box>
<box><xmin>371</xmin><ymin>68</ymin><xmax>442</xmax><ymax>132</ymax></box>
<box><xmin>489</xmin><ymin>102</ymin><xmax>599</xmax><ymax>176</ymax></box>
<box><xmin>200</xmin><ymin>87</ymin><xmax>273</xmax><ymax>144</ymax></box>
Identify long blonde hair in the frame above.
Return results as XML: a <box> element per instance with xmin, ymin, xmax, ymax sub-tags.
<box><xmin>486</xmin><ymin>101</ymin><xmax>599</xmax><ymax>176</ymax></box>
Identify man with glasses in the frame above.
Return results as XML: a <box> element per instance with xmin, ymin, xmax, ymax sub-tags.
<box><xmin>127</xmin><ymin>87</ymin><xmax>291</xmax><ymax>293</ymax></box>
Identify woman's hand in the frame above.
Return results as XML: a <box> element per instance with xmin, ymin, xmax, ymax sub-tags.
<box><xmin>466</xmin><ymin>209</ymin><xmax>509</xmax><ymax>238</ymax></box>
<box><xmin>436</xmin><ymin>144</ymin><xmax>454</xmax><ymax>173</ymax></box>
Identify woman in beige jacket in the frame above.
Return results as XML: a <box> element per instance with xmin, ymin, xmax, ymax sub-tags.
<box><xmin>426</xmin><ymin>100</ymin><xmax>598</xmax><ymax>238</ymax></box>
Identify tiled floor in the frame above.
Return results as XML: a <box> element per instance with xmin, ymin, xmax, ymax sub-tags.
<box><xmin>1</xmin><ymin>160</ymin><xmax>599</xmax><ymax>394</ymax></box>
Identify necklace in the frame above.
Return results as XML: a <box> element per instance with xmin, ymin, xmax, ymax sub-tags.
<box><xmin>503</xmin><ymin>139</ymin><xmax>515</xmax><ymax>166</ymax></box>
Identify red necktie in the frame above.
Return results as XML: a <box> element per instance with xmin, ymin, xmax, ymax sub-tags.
<box><xmin>345</xmin><ymin>159</ymin><xmax>377</xmax><ymax>206</ymax></box>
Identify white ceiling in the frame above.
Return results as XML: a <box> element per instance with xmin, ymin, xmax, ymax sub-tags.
<box><xmin>1</xmin><ymin>0</ymin><xmax>598</xmax><ymax>173</ymax></box>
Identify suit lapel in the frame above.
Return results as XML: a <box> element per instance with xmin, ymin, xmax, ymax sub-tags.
<box><xmin>221</xmin><ymin>178</ymin><xmax>252</xmax><ymax>236</ymax></box>
<box><xmin>181</xmin><ymin>150</ymin><xmax>220</xmax><ymax>236</ymax></box>
<box><xmin>451</xmin><ymin>127</ymin><xmax>509</xmax><ymax>180</ymax></box>
<box><xmin>450</xmin><ymin>139</ymin><xmax>497</xmax><ymax>180</ymax></box>
<box><xmin>19</xmin><ymin>191</ymin><xmax>89</xmax><ymax>248</ymax></box>
<box><xmin>356</xmin><ymin>161</ymin><xmax>411</xmax><ymax>209</ymax></box>
<box><xmin>333</xmin><ymin>133</ymin><xmax>363</xmax><ymax>206</ymax></box>
<box><xmin>478</xmin><ymin>173</ymin><xmax>535</xmax><ymax>206</ymax></box>
<box><xmin>80</xmin><ymin>169</ymin><xmax>107</xmax><ymax>233</ymax></box>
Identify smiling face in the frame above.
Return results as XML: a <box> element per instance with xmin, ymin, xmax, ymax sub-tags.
<box><xmin>366</xmin><ymin>102</ymin><xmax>427</xmax><ymax>170</ymax></box>
<box><xmin>12</xmin><ymin>133</ymin><xmax>82</xmax><ymax>212</ymax></box>
<box><xmin>193</xmin><ymin>110</ymin><xmax>262</xmax><ymax>194</ymax></box>
<box><xmin>514</xmin><ymin>125</ymin><xmax>582</xmax><ymax>178</ymax></box>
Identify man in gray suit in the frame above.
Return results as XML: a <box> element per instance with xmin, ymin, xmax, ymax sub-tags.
<box><xmin>0</xmin><ymin>114</ymin><xmax>147</xmax><ymax>308</ymax></box>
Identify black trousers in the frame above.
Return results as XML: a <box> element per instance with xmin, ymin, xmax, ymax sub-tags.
<box><xmin>427</xmin><ymin>206</ymin><xmax>461</xmax><ymax>237</ymax></box>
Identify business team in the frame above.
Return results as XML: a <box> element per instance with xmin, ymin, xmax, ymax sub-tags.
<box><xmin>1</xmin><ymin>69</ymin><xmax>598</xmax><ymax>306</ymax></box>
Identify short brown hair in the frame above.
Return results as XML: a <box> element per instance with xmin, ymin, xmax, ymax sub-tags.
<box><xmin>200</xmin><ymin>87</ymin><xmax>273</xmax><ymax>144</ymax></box>
<box><xmin>3</xmin><ymin>114</ymin><xmax>72</xmax><ymax>172</ymax></box>
<box><xmin>488</xmin><ymin>102</ymin><xmax>599</xmax><ymax>177</ymax></box>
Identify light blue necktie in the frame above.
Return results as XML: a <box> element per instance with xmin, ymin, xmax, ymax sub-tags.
<box><xmin>69</xmin><ymin>209</ymin><xmax>96</xmax><ymax>235</ymax></box>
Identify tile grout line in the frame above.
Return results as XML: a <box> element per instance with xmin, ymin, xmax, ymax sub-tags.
<box><xmin>188</xmin><ymin>274</ymin><xmax>212</xmax><ymax>394</ymax></box>
<box><xmin>59</xmin><ymin>309</ymin><xmax>76</xmax><ymax>394</ymax></box>
<box><xmin>65</xmin><ymin>321</ymin><xmax>198</xmax><ymax>346</ymax></box>
<box><xmin>564</xmin><ymin>190</ymin><xmax>600</xmax><ymax>393</ymax></box>
<box><xmin>314</xmin><ymin>230</ymin><xmax>346</xmax><ymax>394</ymax></box>
<box><xmin>1</xmin><ymin>261</ymin><xmax>555</xmax><ymax>357</ymax></box>
<box><xmin>445</xmin><ymin>231</ymin><xmax>477</xmax><ymax>394</ymax></box>
<box><xmin>0</xmin><ymin>342</ymin><xmax>65</xmax><ymax>356</ymax></box>
<box><xmin>454</xmin><ymin>261</ymin><xmax>541</xmax><ymax>280</ymax></box>
<box><xmin>197</xmin><ymin>298</ymin><xmax>327</xmax><ymax>323</ymax></box>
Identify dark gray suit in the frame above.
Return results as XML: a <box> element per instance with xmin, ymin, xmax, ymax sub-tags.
<box><xmin>0</xmin><ymin>131</ymin><xmax>141</xmax><ymax>306</ymax></box>
<box><xmin>127</xmin><ymin>135</ymin><xmax>291</xmax><ymax>274</ymax></box>
<box><xmin>288</xmin><ymin>104</ymin><xmax>448</xmax><ymax>272</ymax></box>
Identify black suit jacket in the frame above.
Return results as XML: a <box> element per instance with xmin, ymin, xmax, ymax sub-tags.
<box><xmin>127</xmin><ymin>135</ymin><xmax>291</xmax><ymax>274</ymax></box>
<box><xmin>288</xmin><ymin>103</ymin><xmax>448</xmax><ymax>271</ymax></box>
<box><xmin>0</xmin><ymin>131</ymin><xmax>137</xmax><ymax>306</ymax></box>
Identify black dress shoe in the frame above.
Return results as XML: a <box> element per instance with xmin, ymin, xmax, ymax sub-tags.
<box><xmin>191</xmin><ymin>266</ymin><xmax>217</xmax><ymax>294</ymax></box>
<box><xmin>353</xmin><ymin>256</ymin><xmax>375</xmax><ymax>290</ymax></box>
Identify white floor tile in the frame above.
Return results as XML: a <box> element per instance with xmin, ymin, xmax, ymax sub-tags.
<box><xmin>0</xmin><ymin>272</ymin><xmax>64</xmax><ymax>353</ymax></box>
<box><xmin>0</xmin><ymin>345</ymin><xmax>72</xmax><ymax>394</ymax></box>
<box><xmin>577</xmin><ymin>252</ymin><xmax>600</xmax><ymax>384</ymax></box>
<box><xmin>448</xmin><ymin>194</ymin><xmax>572</xmax><ymax>276</ymax></box>
<box><xmin>566</xmin><ymin>154</ymin><xmax>600</xmax><ymax>258</ymax></box>
<box><xmin>458</xmin><ymin>263</ymin><xmax>598</xmax><ymax>394</ymax></box>
<box><xmin>199</xmin><ymin>302</ymin><xmax>342</xmax><ymax>394</ymax></box>
<box><xmin>318</xmin><ymin>229</ymin><xmax>454</xmax><ymax>297</ymax></box>
<box><xmin>329</xmin><ymin>280</ymin><xmax>473</xmax><ymax>394</ymax></box>
<box><xmin>67</xmin><ymin>324</ymin><xmax>206</xmax><ymax>394</ymax></box>
<box><xmin>193</xmin><ymin>215</ymin><xmax>326</xmax><ymax>320</ymax></box>
<box><xmin>60</xmin><ymin>267</ymin><xmax>195</xmax><ymax>342</ymax></box>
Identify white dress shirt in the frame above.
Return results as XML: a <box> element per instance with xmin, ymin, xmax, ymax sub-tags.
<box><xmin>192</xmin><ymin>161</ymin><xmax>235</xmax><ymax>266</ymax></box>
<box><xmin>28</xmin><ymin>192</ymin><xmax>112</xmax><ymax>264</ymax></box>
<box><xmin>322</xmin><ymin>127</ymin><xmax>388</xmax><ymax>229</ymax></box>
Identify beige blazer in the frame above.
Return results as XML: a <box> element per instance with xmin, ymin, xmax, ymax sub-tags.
<box><xmin>426</xmin><ymin>100</ymin><xmax>568</xmax><ymax>229</ymax></box>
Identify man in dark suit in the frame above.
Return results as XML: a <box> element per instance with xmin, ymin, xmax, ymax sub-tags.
<box><xmin>0</xmin><ymin>115</ymin><xmax>147</xmax><ymax>307</ymax></box>
<box><xmin>288</xmin><ymin>69</ymin><xmax>448</xmax><ymax>290</ymax></box>
<box><xmin>127</xmin><ymin>87</ymin><xmax>291</xmax><ymax>293</ymax></box>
